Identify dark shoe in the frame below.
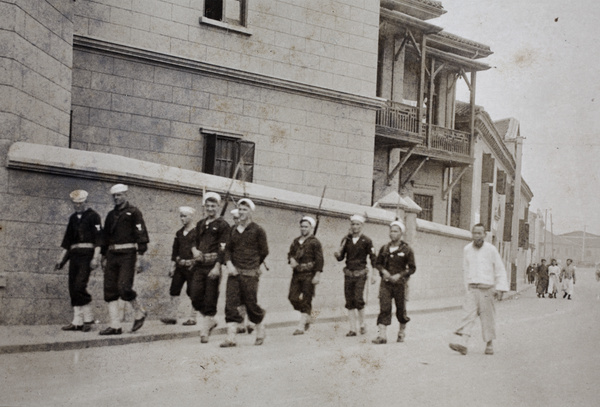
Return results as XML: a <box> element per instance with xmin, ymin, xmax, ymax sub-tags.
<box><xmin>568</xmin><ymin>295</ymin><xmax>571</xmax><ymax>300</ymax></box>
<box><xmin>99</xmin><ymin>327</ymin><xmax>122</xmax><ymax>336</ymax></box>
<box><xmin>131</xmin><ymin>311</ymin><xmax>147</xmax><ymax>332</ymax></box>
<box><xmin>220</xmin><ymin>340</ymin><xmax>236</xmax><ymax>348</ymax></box>
<box><xmin>182</xmin><ymin>319</ymin><xmax>196</xmax><ymax>326</ymax></box>
<box><xmin>449</xmin><ymin>343</ymin><xmax>468</xmax><ymax>355</ymax></box>
<box><xmin>61</xmin><ymin>324</ymin><xmax>83</xmax><ymax>331</ymax></box>
<box><xmin>293</xmin><ymin>329</ymin><xmax>304</xmax><ymax>336</ymax></box>
<box><xmin>372</xmin><ymin>337</ymin><xmax>387</xmax><ymax>344</ymax></box>
<box><xmin>160</xmin><ymin>318</ymin><xmax>177</xmax><ymax>325</ymax></box>
<box><xmin>397</xmin><ymin>332</ymin><xmax>405</xmax><ymax>343</ymax></box>
<box><xmin>82</xmin><ymin>322</ymin><xmax>93</xmax><ymax>332</ymax></box>
<box><xmin>246</xmin><ymin>325</ymin><xmax>254</xmax><ymax>334</ymax></box>
<box><xmin>236</xmin><ymin>326</ymin><xmax>247</xmax><ymax>334</ymax></box>
<box><xmin>359</xmin><ymin>326</ymin><xmax>367</xmax><ymax>335</ymax></box>
<box><xmin>485</xmin><ymin>345</ymin><xmax>494</xmax><ymax>355</ymax></box>
<box><xmin>563</xmin><ymin>292</ymin><xmax>568</xmax><ymax>298</ymax></box>
<box><xmin>200</xmin><ymin>335</ymin><xmax>209</xmax><ymax>344</ymax></box>
<box><xmin>346</xmin><ymin>331</ymin><xmax>357</xmax><ymax>337</ymax></box>
<box><xmin>255</xmin><ymin>337</ymin><xmax>265</xmax><ymax>346</ymax></box>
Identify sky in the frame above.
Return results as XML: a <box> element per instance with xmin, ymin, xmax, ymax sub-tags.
<box><xmin>432</xmin><ymin>0</ymin><xmax>600</xmax><ymax>235</ymax></box>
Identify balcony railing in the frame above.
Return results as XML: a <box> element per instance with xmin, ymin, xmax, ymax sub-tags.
<box><xmin>376</xmin><ymin>101</ymin><xmax>419</xmax><ymax>134</ymax></box>
<box><xmin>430</xmin><ymin>126</ymin><xmax>471</xmax><ymax>155</ymax></box>
<box><xmin>376</xmin><ymin>101</ymin><xmax>471</xmax><ymax>156</ymax></box>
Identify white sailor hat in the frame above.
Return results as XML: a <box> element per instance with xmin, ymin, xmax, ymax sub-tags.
<box><xmin>110</xmin><ymin>184</ymin><xmax>128</xmax><ymax>194</ymax></box>
<box><xmin>300</xmin><ymin>216</ymin><xmax>316</xmax><ymax>228</ymax></box>
<box><xmin>179</xmin><ymin>206</ymin><xmax>196</xmax><ymax>215</ymax></box>
<box><xmin>230</xmin><ymin>208</ymin><xmax>240</xmax><ymax>217</ymax></box>
<box><xmin>69</xmin><ymin>190</ymin><xmax>88</xmax><ymax>203</ymax></box>
<box><xmin>203</xmin><ymin>192</ymin><xmax>221</xmax><ymax>205</ymax></box>
<box><xmin>238</xmin><ymin>198</ymin><xmax>255</xmax><ymax>211</ymax></box>
<box><xmin>390</xmin><ymin>220</ymin><xmax>406</xmax><ymax>233</ymax></box>
<box><xmin>350</xmin><ymin>214</ymin><xmax>366</xmax><ymax>224</ymax></box>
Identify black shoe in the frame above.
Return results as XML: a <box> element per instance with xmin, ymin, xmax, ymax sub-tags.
<box><xmin>132</xmin><ymin>312</ymin><xmax>147</xmax><ymax>332</ymax></box>
<box><xmin>563</xmin><ymin>292</ymin><xmax>568</xmax><ymax>298</ymax></box>
<box><xmin>99</xmin><ymin>327</ymin><xmax>122</xmax><ymax>335</ymax></box>
<box><xmin>247</xmin><ymin>325</ymin><xmax>254</xmax><ymax>334</ymax></box>
<box><xmin>82</xmin><ymin>322</ymin><xmax>93</xmax><ymax>332</ymax></box>
<box><xmin>236</xmin><ymin>327</ymin><xmax>247</xmax><ymax>334</ymax></box>
<box><xmin>346</xmin><ymin>331</ymin><xmax>357</xmax><ymax>337</ymax></box>
<box><xmin>160</xmin><ymin>318</ymin><xmax>177</xmax><ymax>325</ymax></box>
<box><xmin>61</xmin><ymin>324</ymin><xmax>83</xmax><ymax>331</ymax></box>
<box><xmin>568</xmin><ymin>295</ymin><xmax>571</xmax><ymax>300</ymax></box>
<box><xmin>182</xmin><ymin>319</ymin><xmax>196</xmax><ymax>326</ymax></box>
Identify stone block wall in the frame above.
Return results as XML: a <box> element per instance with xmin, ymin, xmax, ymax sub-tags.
<box><xmin>74</xmin><ymin>0</ymin><xmax>379</xmax><ymax>97</ymax></box>
<box><xmin>71</xmin><ymin>48</ymin><xmax>376</xmax><ymax>205</ymax></box>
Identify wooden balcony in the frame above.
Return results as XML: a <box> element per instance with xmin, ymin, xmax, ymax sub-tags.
<box><xmin>376</xmin><ymin>101</ymin><xmax>472</xmax><ymax>163</ymax></box>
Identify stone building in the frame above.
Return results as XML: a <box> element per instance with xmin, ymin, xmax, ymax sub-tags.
<box><xmin>0</xmin><ymin>0</ymin><xmax>532</xmax><ymax>325</ymax></box>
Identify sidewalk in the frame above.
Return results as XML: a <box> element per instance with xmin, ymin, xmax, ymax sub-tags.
<box><xmin>0</xmin><ymin>288</ymin><xmax>530</xmax><ymax>355</ymax></box>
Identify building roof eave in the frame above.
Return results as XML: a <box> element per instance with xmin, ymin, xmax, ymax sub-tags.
<box><xmin>428</xmin><ymin>31</ymin><xmax>493</xmax><ymax>59</ymax></box>
<box><xmin>380</xmin><ymin>8</ymin><xmax>444</xmax><ymax>36</ymax></box>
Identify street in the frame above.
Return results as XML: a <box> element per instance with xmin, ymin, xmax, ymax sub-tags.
<box><xmin>2</xmin><ymin>269</ymin><xmax>599</xmax><ymax>407</ymax></box>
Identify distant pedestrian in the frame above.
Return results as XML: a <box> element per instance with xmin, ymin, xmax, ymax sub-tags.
<box><xmin>596</xmin><ymin>263</ymin><xmax>600</xmax><ymax>300</ymax></box>
<box><xmin>334</xmin><ymin>214</ymin><xmax>376</xmax><ymax>337</ymax></box>
<box><xmin>560</xmin><ymin>258</ymin><xmax>576</xmax><ymax>300</ymax></box>
<box><xmin>160</xmin><ymin>206</ymin><xmax>198</xmax><ymax>326</ymax></box>
<box><xmin>221</xmin><ymin>199</ymin><xmax>268</xmax><ymax>347</ymax></box>
<box><xmin>526</xmin><ymin>263</ymin><xmax>536</xmax><ymax>284</ymax></box>
<box><xmin>56</xmin><ymin>190</ymin><xmax>102</xmax><ymax>332</ymax></box>
<box><xmin>547</xmin><ymin>259</ymin><xmax>560</xmax><ymax>298</ymax></box>
<box><xmin>191</xmin><ymin>192</ymin><xmax>230</xmax><ymax>343</ymax></box>
<box><xmin>372</xmin><ymin>220</ymin><xmax>416</xmax><ymax>344</ymax></box>
<box><xmin>100</xmin><ymin>184</ymin><xmax>149</xmax><ymax>335</ymax></box>
<box><xmin>288</xmin><ymin>216</ymin><xmax>324</xmax><ymax>335</ymax></box>
<box><xmin>449</xmin><ymin>223</ymin><xmax>508</xmax><ymax>356</ymax></box>
<box><xmin>536</xmin><ymin>259</ymin><xmax>549</xmax><ymax>298</ymax></box>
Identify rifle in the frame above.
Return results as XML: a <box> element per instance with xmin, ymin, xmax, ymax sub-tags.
<box><xmin>313</xmin><ymin>186</ymin><xmax>327</xmax><ymax>236</ymax></box>
<box><xmin>220</xmin><ymin>147</ymin><xmax>253</xmax><ymax>217</ymax></box>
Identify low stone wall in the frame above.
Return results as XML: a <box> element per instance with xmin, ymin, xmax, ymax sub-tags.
<box><xmin>1</xmin><ymin>143</ymin><xmax>469</xmax><ymax>325</ymax></box>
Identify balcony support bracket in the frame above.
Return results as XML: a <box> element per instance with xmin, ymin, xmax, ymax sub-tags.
<box><xmin>400</xmin><ymin>157</ymin><xmax>429</xmax><ymax>190</ymax></box>
<box><xmin>442</xmin><ymin>165</ymin><xmax>470</xmax><ymax>200</ymax></box>
<box><xmin>387</xmin><ymin>146</ymin><xmax>416</xmax><ymax>186</ymax></box>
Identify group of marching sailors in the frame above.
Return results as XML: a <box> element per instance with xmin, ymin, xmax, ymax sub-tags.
<box><xmin>57</xmin><ymin>184</ymin><xmax>415</xmax><ymax>346</ymax></box>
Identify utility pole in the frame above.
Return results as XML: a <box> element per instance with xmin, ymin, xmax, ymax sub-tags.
<box><xmin>509</xmin><ymin>136</ymin><xmax>524</xmax><ymax>291</ymax></box>
<box><xmin>550</xmin><ymin>212</ymin><xmax>554</xmax><ymax>258</ymax></box>
<box><xmin>543</xmin><ymin>209</ymin><xmax>548</xmax><ymax>259</ymax></box>
<box><xmin>582</xmin><ymin>224</ymin><xmax>586</xmax><ymax>263</ymax></box>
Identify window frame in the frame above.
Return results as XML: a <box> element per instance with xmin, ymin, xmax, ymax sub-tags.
<box><xmin>201</xmin><ymin>127</ymin><xmax>255</xmax><ymax>182</ymax></box>
<box><xmin>200</xmin><ymin>0</ymin><xmax>252</xmax><ymax>36</ymax></box>
<box><xmin>414</xmin><ymin>193</ymin><xmax>434</xmax><ymax>222</ymax></box>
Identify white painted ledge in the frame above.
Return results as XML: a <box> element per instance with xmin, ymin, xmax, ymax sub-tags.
<box><xmin>7</xmin><ymin>142</ymin><xmax>397</xmax><ymax>223</ymax></box>
<box><xmin>417</xmin><ymin>218</ymin><xmax>472</xmax><ymax>240</ymax></box>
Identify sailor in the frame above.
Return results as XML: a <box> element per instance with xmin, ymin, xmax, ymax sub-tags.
<box><xmin>334</xmin><ymin>214</ymin><xmax>376</xmax><ymax>337</ymax></box>
<box><xmin>372</xmin><ymin>220</ymin><xmax>416</xmax><ymax>344</ymax></box>
<box><xmin>99</xmin><ymin>184</ymin><xmax>149</xmax><ymax>335</ymax></box>
<box><xmin>56</xmin><ymin>189</ymin><xmax>102</xmax><ymax>332</ymax></box>
<box><xmin>221</xmin><ymin>198</ymin><xmax>269</xmax><ymax>347</ymax></box>
<box><xmin>160</xmin><ymin>206</ymin><xmax>199</xmax><ymax>326</ymax></box>
<box><xmin>288</xmin><ymin>216</ymin><xmax>324</xmax><ymax>335</ymax></box>
<box><xmin>190</xmin><ymin>192</ymin><xmax>230</xmax><ymax>343</ymax></box>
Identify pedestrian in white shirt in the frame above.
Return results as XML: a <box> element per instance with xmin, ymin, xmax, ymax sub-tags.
<box><xmin>547</xmin><ymin>259</ymin><xmax>561</xmax><ymax>298</ymax></box>
<box><xmin>449</xmin><ymin>223</ymin><xmax>509</xmax><ymax>356</ymax></box>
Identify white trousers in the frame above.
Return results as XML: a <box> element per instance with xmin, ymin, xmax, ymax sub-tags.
<box><xmin>562</xmin><ymin>278</ymin><xmax>574</xmax><ymax>295</ymax></box>
<box><xmin>548</xmin><ymin>274</ymin><xmax>559</xmax><ymax>294</ymax></box>
<box><xmin>454</xmin><ymin>286</ymin><xmax>496</xmax><ymax>343</ymax></box>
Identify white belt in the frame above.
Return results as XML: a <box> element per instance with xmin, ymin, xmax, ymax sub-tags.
<box><xmin>70</xmin><ymin>243</ymin><xmax>95</xmax><ymax>250</ymax></box>
<box><xmin>108</xmin><ymin>243</ymin><xmax>138</xmax><ymax>251</ymax></box>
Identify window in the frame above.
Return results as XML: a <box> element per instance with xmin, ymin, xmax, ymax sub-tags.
<box><xmin>414</xmin><ymin>194</ymin><xmax>433</xmax><ymax>221</ymax></box>
<box><xmin>204</xmin><ymin>0</ymin><xmax>248</xmax><ymax>27</ymax></box>
<box><xmin>203</xmin><ymin>132</ymin><xmax>255</xmax><ymax>182</ymax></box>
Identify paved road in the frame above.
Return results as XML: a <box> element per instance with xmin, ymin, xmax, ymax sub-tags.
<box><xmin>2</xmin><ymin>269</ymin><xmax>599</xmax><ymax>407</ymax></box>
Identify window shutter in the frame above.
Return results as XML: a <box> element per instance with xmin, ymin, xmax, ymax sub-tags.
<box><xmin>236</xmin><ymin>140</ymin><xmax>255</xmax><ymax>182</ymax></box>
<box><xmin>519</xmin><ymin>220</ymin><xmax>529</xmax><ymax>249</ymax></box>
<box><xmin>503</xmin><ymin>184</ymin><xmax>514</xmax><ymax>241</ymax></box>
<box><xmin>481</xmin><ymin>153</ymin><xmax>495</xmax><ymax>184</ymax></box>
<box><xmin>496</xmin><ymin>170</ymin><xmax>506</xmax><ymax>195</ymax></box>
<box><xmin>203</xmin><ymin>133</ymin><xmax>217</xmax><ymax>175</ymax></box>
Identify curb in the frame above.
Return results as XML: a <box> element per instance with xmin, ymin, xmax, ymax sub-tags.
<box><xmin>0</xmin><ymin>303</ymin><xmax>463</xmax><ymax>355</ymax></box>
